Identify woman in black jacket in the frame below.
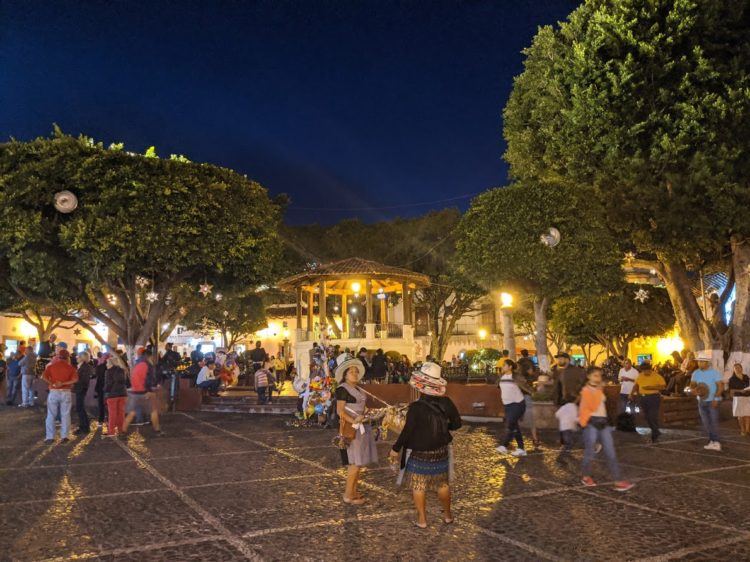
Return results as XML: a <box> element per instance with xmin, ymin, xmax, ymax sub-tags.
<box><xmin>389</xmin><ymin>362</ymin><xmax>461</xmax><ymax>528</ymax></box>
<box><xmin>94</xmin><ymin>353</ymin><xmax>109</xmax><ymax>425</ymax></box>
<box><xmin>104</xmin><ymin>355</ymin><xmax>128</xmax><ymax>437</ymax></box>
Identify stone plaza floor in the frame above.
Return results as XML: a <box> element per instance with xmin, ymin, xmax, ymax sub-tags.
<box><xmin>1</xmin><ymin>407</ymin><xmax>750</xmax><ymax>561</ymax></box>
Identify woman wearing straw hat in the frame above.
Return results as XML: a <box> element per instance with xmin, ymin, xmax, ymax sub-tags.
<box><xmin>389</xmin><ymin>362</ymin><xmax>461</xmax><ymax>528</ymax></box>
<box><xmin>334</xmin><ymin>353</ymin><xmax>378</xmax><ymax>505</ymax></box>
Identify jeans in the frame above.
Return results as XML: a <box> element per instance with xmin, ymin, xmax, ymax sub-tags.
<box><xmin>502</xmin><ymin>401</ymin><xmax>526</xmax><ymax>449</ymax></box>
<box><xmin>559</xmin><ymin>429</ymin><xmax>575</xmax><ymax>454</ymax></box>
<box><xmin>107</xmin><ymin>396</ymin><xmax>126</xmax><ymax>435</ymax></box>
<box><xmin>22</xmin><ymin>375</ymin><xmax>35</xmax><ymax>406</ymax></box>
<box><xmin>6</xmin><ymin>377</ymin><xmax>21</xmax><ymax>404</ymax></box>
<box><xmin>582</xmin><ymin>418</ymin><xmax>621</xmax><ymax>481</ymax></box>
<box><xmin>698</xmin><ymin>400</ymin><xmax>721</xmax><ymax>443</ymax></box>
<box><xmin>46</xmin><ymin>390</ymin><xmax>72</xmax><ymax>440</ymax></box>
<box><xmin>197</xmin><ymin>379</ymin><xmax>221</xmax><ymax>393</ymax></box>
<box><xmin>75</xmin><ymin>390</ymin><xmax>90</xmax><ymax>432</ymax></box>
<box><xmin>640</xmin><ymin>394</ymin><xmax>661</xmax><ymax>441</ymax></box>
<box><xmin>257</xmin><ymin>386</ymin><xmax>268</xmax><ymax>404</ymax></box>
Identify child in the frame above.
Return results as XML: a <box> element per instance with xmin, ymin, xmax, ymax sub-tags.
<box><xmin>579</xmin><ymin>366</ymin><xmax>634</xmax><ymax>492</ymax></box>
<box><xmin>554</xmin><ymin>401</ymin><xmax>578</xmax><ymax>463</ymax></box>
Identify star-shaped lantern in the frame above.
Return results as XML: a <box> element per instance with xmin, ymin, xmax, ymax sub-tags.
<box><xmin>215</xmin><ymin>293</ymin><xmax>223</xmax><ymax>302</ymax></box>
<box><xmin>624</xmin><ymin>251</ymin><xmax>637</xmax><ymax>263</ymax></box>
<box><xmin>136</xmin><ymin>276</ymin><xmax>150</xmax><ymax>288</ymax></box>
<box><xmin>145</xmin><ymin>291</ymin><xmax>159</xmax><ymax>303</ymax></box>
<box><xmin>634</xmin><ymin>288</ymin><xmax>650</xmax><ymax>303</ymax></box>
<box><xmin>199</xmin><ymin>283</ymin><xmax>213</xmax><ymax>297</ymax></box>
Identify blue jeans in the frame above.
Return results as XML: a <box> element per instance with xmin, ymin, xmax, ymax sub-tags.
<box><xmin>197</xmin><ymin>379</ymin><xmax>221</xmax><ymax>393</ymax></box>
<box><xmin>640</xmin><ymin>394</ymin><xmax>661</xmax><ymax>441</ymax></box>
<box><xmin>6</xmin><ymin>377</ymin><xmax>21</xmax><ymax>404</ymax></box>
<box><xmin>257</xmin><ymin>386</ymin><xmax>268</xmax><ymax>405</ymax></box>
<box><xmin>698</xmin><ymin>400</ymin><xmax>721</xmax><ymax>442</ymax></box>
<box><xmin>582</xmin><ymin>419</ymin><xmax>621</xmax><ymax>481</ymax></box>
<box><xmin>22</xmin><ymin>375</ymin><xmax>35</xmax><ymax>406</ymax></box>
<box><xmin>46</xmin><ymin>390</ymin><xmax>72</xmax><ymax>440</ymax></box>
<box><xmin>502</xmin><ymin>401</ymin><xmax>526</xmax><ymax>449</ymax></box>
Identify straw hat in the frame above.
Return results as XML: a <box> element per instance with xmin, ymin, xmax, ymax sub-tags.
<box><xmin>695</xmin><ymin>351</ymin><xmax>713</xmax><ymax>362</ymax></box>
<box><xmin>334</xmin><ymin>353</ymin><xmax>366</xmax><ymax>383</ymax></box>
<box><xmin>409</xmin><ymin>362</ymin><xmax>447</xmax><ymax>396</ymax></box>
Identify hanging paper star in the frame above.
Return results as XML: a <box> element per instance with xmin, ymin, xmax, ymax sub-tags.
<box><xmin>223</xmin><ymin>310</ymin><xmax>229</xmax><ymax>317</ymax></box>
<box><xmin>624</xmin><ymin>251</ymin><xmax>637</xmax><ymax>263</ymax></box>
<box><xmin>107</xmin><ymin>294</ymin><xmax>117</xmax><ymax>304</ymax></box>
<box><xmin>634</xmin><ymin>288</ymin><xmax>650</xmax><ymax>303</ymax></box>
<box><xmin>136</xmin><ymin>276</ymin><xmax>150</xmax><ymax>288</ymax></box>
<box><xmin>215</xmin><ymin>293</ymin><xmax>223</xmax><ymax>302</ymax></box>
<box><xmin>145</xmin><ymin>291</ymin><xmax>159</xmax><ymax>303</ymax></box>
<box><xmin>73</xmin><ymin>328</ymin><xmax>81</xmax><ymax>336</ymax></box>
<box><xmin>179</xmin><ymin>306</ymin><xmax>187</xmax><ymax>315</ymax></box>
<box><xmin>199</xmin><ymin>283</ymin><xmax>213</xmax><ymax>297</ymax></box>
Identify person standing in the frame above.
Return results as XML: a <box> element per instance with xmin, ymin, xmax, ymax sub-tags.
<box><xmin>5</xmin><ymin>351</ymin><xmax>22</xmax><ymax>405</ymax></box>
<box><xmin>552</xmin><ymin>352</ymin><xmax>586</xmax><ymax>407</ymax></box>
<box><xmin>335</xmin><ymin>353</ymin><xmax>377</xmax><ymax>505</ymax></box>
<box><xmin>272</xmin><ymin>355</ymin><xmax>286</xmax><ymax>385</ymax></box>
<box><xmin>691</xmin><ymin>351</ymin><xmax>725</xmax><ymax>451</ymax></box>
<box><xmin>629</xmin><ymin>362</ymin><xmax>666</xmax><ymax>443</ymax></box>
<box><xmin>554</xmin><ymin>401</ymin><xmax>578</xmax><ymax>462</ymax></box>
<box><xmin>104</xmin><ymin>354</ymin><xmax>128</xmax><ymax>437</ymax></box>
<box><xmin>94</xmin><ymin>353</ymin><xmax>109</xmax><ymax>426</ymax></box>
<box><xmin>389</xmin><ymin>362</ymin><xmax>461</xmax><ymax>528</ymax></box>
<box><xmin>728</xmin><ymin>363</ymin><xmax>750</xmax><ymax>436</ymax></box>
<box><xmin>579</xmin><ymin>367</ymin><xmax>634</xmax><ymax>491</ymax></box>
<box><xmin>73</xmin><ymin>352</ymin><xmax>93</xmax><ymax>434</ymax></box>
<box><xmin>250</xmin><ymin>341</ymin><xmax>268</xmax><ymax>372</ymax></box>
<box><xmin>19</xmin><ymin>346</ymin><xmax>37</xmax><ymax>408</ymax></box>
<box><xmin>253</xmin><ymin>361</ymin><xmax>272</xmax><ymax>404</ymax></box>
<box><xmin>42</xmin><ymin>349</ymin><xmax>78</xmax><ymax>443</ymax></box>
<box><xmin>618</xmin><ymin>358</ymin><xmax>639</xmax><ymax>413</ymax></box>
<box><xmin>37</xmin><ymin>334</ymin><xmax>57</xmax><ymax>361</ymax></box>
<box><xmin>496</xmin><ymin>359</ymin><xmax>527</xmax><ymax>457</ymax></box>
<box><xmin>370</xmin><ymin>348</ymin><xmax>387</xmax><ymax>382</ymax></box>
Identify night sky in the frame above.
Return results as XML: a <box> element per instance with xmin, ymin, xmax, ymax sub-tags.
<box><xmin>2</xmin><ymin>0</ymin><xmax>578</xmax><ymax>224</ymax></box>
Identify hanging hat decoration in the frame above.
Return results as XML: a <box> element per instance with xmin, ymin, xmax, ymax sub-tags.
<box><xmin>53</xmin><ymin>190</ymin><xmax>78</xmax><ymax>213</ymax></box>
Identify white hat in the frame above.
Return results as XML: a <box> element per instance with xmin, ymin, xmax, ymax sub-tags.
<box><xmin>334</xmin><ymin>353</ymin><xmax>366</xmax><ymax>383</ymax></box>
<box><xmin>409</xmin><ymin>362</ymin><xmax>447</xmax><ymax>396</ymax></box>
<box><xmin>695</xmin><ymin>351</ymin><xmax>713</xmax><ymax>362</ymax></box>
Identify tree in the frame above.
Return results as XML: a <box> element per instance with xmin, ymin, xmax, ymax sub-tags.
<box><xmin>551</xmin><ymin>285</ymin><xmax>676</xmax><ymax>362</ymax></box>
<box><xmin>456</xmin><ymin>180</ymin><xmax>623</xmax><ymax>371</ymax></box>
<box><xmin>183</xmin><ymin>292</ymin><xmax>267</xmax><ymax>350</ymax></box>
<box><xmin>504</xmin><ymin>1</ymin><xmax>750</xmax><ymax>363</ymax></box>
<box><xmin>0</xmin><ymin>131</ymin><xmax>282</xmax><ymax>360</ymax></box>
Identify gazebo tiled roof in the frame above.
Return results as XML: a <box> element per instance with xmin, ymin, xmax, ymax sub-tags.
<box><xmin>277</xmin><ymin>257</ymin><xmax>430</xmax><ymax>293</ymax></box>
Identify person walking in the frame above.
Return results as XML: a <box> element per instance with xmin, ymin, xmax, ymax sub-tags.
<box><xmin>691</xmin><ymin>351</ymin><xmax>724</xmax><ymax>451</ymax></box>
<box><xmin>629</xmin><ymin>362</ymin><xmax>666</xmax><ymax>443</ymax></box>
<box><xmin>73</xmin><ymin>352</ymin><xmax>93</xmax><ymax>435</ymax></box>
<box><xmin>335</xmin><ymin>353</ymin><xmax>377</xmax><ymax>505</ymax></box>
<box><xmin>104</xmin><ymin>354</ymin><xmax>128</xmax><ymax>437</ymax></box>
<box><xmin>579</xmin><ymin>366</ymin><xmax>634</xmax><ymax>491</ymax></box>
<box><xmin>496</xmin><ymin>359</ymin><xmax>527</xmax><ymax>457</ymax></box>
<box><xmin>19</xmin><ymin>346</ymin><xmax>37</xmax><ymax>408</ymax></box>
<box><xmin>728</xmin><ymin>363</ymin><xmax>750</xmax><ymax>436</ymax></box>
<box><xmin>389</xmin><ymin>361</ymin><xmax>461</xmax><ymax>528</ymax></box>
<box><xmin>94</xmin><ymin>353</ymin><xmax>109</xmax><ymax>426</ymax></box>
<box><xmin>42</xmin><ymin>349</ymin><xmax>78</xmax><ymax>443</ymax></box>
<box><xmin>5</xmin><ymin>351</ymin><xmax>22</xmax><ymax>405</ymax></box>
<box><xmin>618</xmin><ymin>358</ymin><xmax>639</xmax><ymax>413</ymax></box>
<box><xmin>253</xmin><ymin>360</ymin><xmax>272</xmax><ymax>404</ymax></box>
<box><xmin>122</xmin><ymin>348</ymin><xmax>163</xmax><ymax>436</ymax></box>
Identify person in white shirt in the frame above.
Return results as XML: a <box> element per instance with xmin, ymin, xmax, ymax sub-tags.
<box><xmin>196</xmin><ymin>360</ymin><xmax>220</xmax><ymax>395</ymax></box>
<box><xmin>496</xmin><ymin>360</ymin><xmax>527</xmax><ymax>457</ymax></box>
<box><xmin>618</xmin><ymin>359</ymin><xmax>639</xmax><ymax>413</ymax></box>
<box><xmin>555</xmin><ymin>402</ymin><xmax>578</xmax><ymax>462</ymax></box>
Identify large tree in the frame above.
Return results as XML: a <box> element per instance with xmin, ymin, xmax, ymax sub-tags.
<box><xmin>456</xmin><ymin>180</ymin><xmax>623</xmax><ymax>371</ymax></box>
<box><xmin>504</xmin><ymin>0</ymin><xmax>750</xmax><ymax>366</ymax></box>
<box><xmin>0</xmin><ymin>130</ymin><xmax>282</xmax><ymax>359</ymax></box>
<box><xmin>183</xmin><ymin>291</ymin><xmax>267</xmax><ymax>350</ymax></box>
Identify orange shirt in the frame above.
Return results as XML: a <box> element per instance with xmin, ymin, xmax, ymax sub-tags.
<box><xmin>43</xmin><ymin>361</ymin><xmax>78</xmax><ymax>390</ymax></box>
<box><xmin>578</xmin><ymin>384</ymin><xmax>606</xmax><ymax>428</ymax></box>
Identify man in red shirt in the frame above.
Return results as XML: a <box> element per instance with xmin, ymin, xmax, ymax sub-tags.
<box><xmin>42</xmin><ymin>349</ymin><xmax>78</xmax><ymax>443</ymax></box>
<box><xmin>122</xmin><ymin>348</ymin><xmax>163</xmax><ymax>435</ymax></box>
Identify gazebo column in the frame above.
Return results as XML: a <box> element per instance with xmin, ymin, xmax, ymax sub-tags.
<box><xmin>295</xmin><ymin>287</ymin><xmax>305</xmax><ymax>341</ymax></box>
<box><xmin>307</xmin><ymin>289</ymin><xmax>314</xmax><ymax>339</ymax></box>
<box><xmin>341</xmin><ymin>293</ymin><xmax>348</xmax><ymax>338</ymax></box>
<box><xmin>365</xmin><ymin>279</ymin><xmax>376</xmax><ymax>339</ymax></box>
<box><xmin>402</xmin><ymin>281</ymin><xmax>414</xmax><ymax>341</ymax></box>
<box><xmin>318</xmin><ymin>281</ymin><xmax>327</xmax><ymax>338</ymax></box>
<box><xmin>379</xmin><ymin>294</ymin><xmax>388</xmax><ymax>337</ymax></box>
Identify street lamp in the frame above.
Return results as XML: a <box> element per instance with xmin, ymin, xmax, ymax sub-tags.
<box><xmin>499</xmin><ymin>292</ymin><xmax>516</xmax><ymax>360</ymax></box>
<box><xmin>478</xmin><ymin>328</ymin><xmax>488</xmax><ymax>341</ymax></box>
<box><xmin>500</xmin><ymin>292</ymin><xmax>513</xmax><ymax>309</ymax></box>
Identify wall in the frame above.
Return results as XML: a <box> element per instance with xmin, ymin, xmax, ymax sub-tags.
<box><xmin>0</xmin><ymin>314</ymin><xmax>105</xmax><ymax>357</ymax></box>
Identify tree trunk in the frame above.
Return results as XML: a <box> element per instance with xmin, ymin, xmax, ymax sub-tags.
<box><xmin>658</xmin><ymin>256</ymin><xmax>713</xmax><ymax>351</ymax></box>
<box><xmin>728</xmin><ymin>236</ymin><xmax>750</xmax><ymax>373</ymax></box>
<box><xmin>501</xmin><ymin>309</ymin><xmax>516</xmax><ymax>360</ymax></box>
<box><xmin>533</xmin><ymin>296</ymin><xmax>550</xmax><ymax>372</ymax></box>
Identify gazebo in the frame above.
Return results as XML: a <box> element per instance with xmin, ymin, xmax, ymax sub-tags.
<box><xmin>277</xmin><ymin>257</ymin><xmax>430</xmax><ymax>375</ymax></box>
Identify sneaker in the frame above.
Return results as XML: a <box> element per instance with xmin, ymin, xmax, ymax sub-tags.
<box><xmin>511</xmin><ymin>449</ymin><xmax>528</xmax><ymax>457</ymax></box>
<box><xmin>44</xmin><ymin>438</ymin><xmax>54</xmax><ymax>444</ymax></box>
<box><xmin>709</xmin><ymin>441</ymin><xmax>722</xmax><ymax>452</ymax></box>
<box><xmin>704</xmin><ymin>441</ymin><xmax>719</xmax><ymax>450</ymax></box>
<box><xmin>594</xmin><ymin>443</ymin><xmax>603</xmax><ymax>454</ymax></box>
<box><xmin>614</xmin><ymin>481</ymin><xmax>635</xmax><ymax>492</ymax></box>
<box><xmin>495</xmin><ymin>445</ymin><xmax>509</xmax><ymax>454</ymax></box>
<box><xmin>581</xmin><ymin>476</ymin><xmax>597</xmax><ymax>487</ymax></box>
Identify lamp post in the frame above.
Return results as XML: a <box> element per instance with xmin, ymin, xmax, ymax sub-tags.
<box><xmin>500</xmin><ymin>292</ymin><xmax>516</xmax><ymax>360</ymax></box>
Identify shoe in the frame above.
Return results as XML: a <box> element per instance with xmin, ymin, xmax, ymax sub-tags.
<box><xmin>709</xmin><ymin>442</ymin><xmax>722</xmax><ymax>452</ymax></box>
<box><xmin>61</xmin><ymin>438</ymin><xmax>69</xmax><ymax>443</ymax></box>
<box><xmin>495</xmin><ymin>445</ymin><xmax>509</xmax><ymax>454</ymax></box>
<box><xmin>594</xmin><ymin>443</ymin><xmax>603</xmax><ymax>454</ymax></box>
<box><xmin>511</xmin><ymin>449</ymin><xmax>528</xmax><ymax>457</ymax></box>
<box><xmin>44</xmin><ymin>438</ymin><xmax>54</xmax><ymax>444</ymax></box>
<box><xmin>581</xmin><ymin>476</ymin><xmax>597</xmax><ymax>487</ymax></box>
<box><xmin>614</xmin><ymin>481</ymin><xmax>635</xmax><ymax>492</ymax></box>
<box><xmin>154</xmin><ymin>430</ymin><xmax>165</xmax><ymax>437</ymax></box>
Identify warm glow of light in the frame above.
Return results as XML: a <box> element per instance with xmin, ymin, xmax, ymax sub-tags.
<box><xmin>351</xmin><ymin>281</ymin><xmax>361</xmax><ymax>293</ymax></box>
<box><xmin>656</xmin><ymin>334</ymin><xmax>684</xmax><ymax>357</ymax></box>
<box><xmin>500</xmin><ymin>292</ymin><xmax>514</xmax><ymax>309</ymax></box>
<box><xmin>478</xmin><ymin>328</ymin><xmax>488</xmax><ymax>340</ymax></box>
<box><xmin>19</xmin><ymin>320</ymin><xmax>36</xmax><ymax>339</ymax></box>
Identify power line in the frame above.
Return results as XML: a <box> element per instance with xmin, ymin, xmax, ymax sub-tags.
<box><xmin>286</xmin><ymin>193</ymin><xmax>478</xmax><ymax>212</ymax></box>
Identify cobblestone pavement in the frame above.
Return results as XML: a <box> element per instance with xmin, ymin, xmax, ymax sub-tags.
<box><xmin>2</xmin><ymin>407</ymin><xmax>750</xmax><ymax>561</ymax></box>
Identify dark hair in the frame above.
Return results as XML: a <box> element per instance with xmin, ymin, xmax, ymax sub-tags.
<box><xmin>503</xmin><ymin>359</ymin><xmax>517</xmax><ymax>370</ymax></box>
<box><xmin>520</xmin><ymin>349</ymin><xmax>529</xmax><ymax>357</ymax></box>
<box><xmin>206</xmin><ymin>359</ymin><xmax>216</xmax><ymax>366</ymax></box>
<box><xmin>586</xmin><ymin>366</ymin><xmax>602</xmax><ymax>376</ymax></box>
<box><xmin>502</xmin><ymin>349</ymin><xmax>510</xmax><ymax>356</ymax></box>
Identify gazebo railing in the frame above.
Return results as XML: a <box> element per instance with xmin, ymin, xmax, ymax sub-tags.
<box><xmin>376</xmin><ymin>322</ymin><xmax>403</xmax><ymax>338</ymax></box>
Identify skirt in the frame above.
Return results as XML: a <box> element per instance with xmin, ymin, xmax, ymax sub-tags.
<box><xmin>344</xmin><ymin>424</ymin><xmax>378</xmax><ymax>467</ymax></box>
<box><xmin>402</xmin><ymin>446</ymin><xmax>450</xmax><ymax>492</ymax></box>
<box><xmin>733</xmin><ymin>396</ymin><xmax>750</xmax><ymax>417</ymax></box>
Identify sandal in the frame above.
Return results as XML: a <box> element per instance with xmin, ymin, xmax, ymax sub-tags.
<box><xmin>443</xmin><ymin>517</ymin><xmax>455</xmax><ymax>524</ymax></box>
<box><xmin>342</xmin><ymin>495</ymin><xmax>366</xmax><ymax>505</ymax></box>
<box><xmin>413</xmin><ymin>521</ymin><xmax>428</xmax><ymax>529</ymax></box>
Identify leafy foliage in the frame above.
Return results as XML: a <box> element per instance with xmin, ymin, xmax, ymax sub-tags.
<box><xmin>183</xmin><ymin>292</ymin><xmax>267</xmax><ymax>350</ymax></box>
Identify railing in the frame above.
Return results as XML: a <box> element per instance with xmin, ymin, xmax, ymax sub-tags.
<box><xmin>376</xmin><ymin>322</ymin><xmax>403</xmax><ymax>338</ymax></box>
<box><xmin>442</xmin><ymin>364</ymin><xmax>501</xmax><ymax>383</ymax></box>
<box><xmin>346</xmin><ymin>324</ymin><xmax>366</xmax><ymax>339</ymax></box>
<box><xmin>414</xmin><ymin>325</ymin><xmax>429</xmax><ymax>337</ymax></box>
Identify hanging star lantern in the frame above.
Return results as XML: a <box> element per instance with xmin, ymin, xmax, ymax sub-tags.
<box><xmin>135</xmin><ymin>276</ymin><xmax>150</xmax><ymax>288</ymax></box>
<box><xmin>223</xmin><ymin>310</ymin><xmax>229</xmax><ymax>317</ymax></box>
<box><xmin>179</xmin><ymin>306</ymin><xmax>187</xmax><ymax>315</ymax></box>
<box><xmin>199</xmin><ymin>283</ymin><xmax>213</xmax><ymax>297</ymax></box>
<box><xmin>634</xmin><ymin>288</ymin><xmax>650</xmax><ymax>303</ymax></box>
<box><xmin>215</xmin><ymin>293</ymin><xmax>223</xmax><ymax>302</ymax></box>
<box><xmin>145</xmin><ymin>291</ymin><xmax>159</xmax><ymax>303</ymax></box>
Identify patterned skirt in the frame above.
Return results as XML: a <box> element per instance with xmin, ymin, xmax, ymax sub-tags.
<box><xmin>402</xmin><ymin>446</ymin><xmax>450</xmax><ymax>492</ymax></box>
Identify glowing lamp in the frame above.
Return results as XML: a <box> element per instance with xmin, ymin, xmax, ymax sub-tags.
<box><xmin>351</xmin><ymin>282</ymin><xmax>361</xmax><ymax>293</ymax></box>
<box><xmin>656</xmin><ymin>335</ymin><xmax>684</xmax><ymax>357</ymax></box>
<box><xmin>478</xmin><ymin>328</ymin><xmax>488</xmax><ymax>340</ymax></box>
<box><xmin>500</xmin><ymin>292</ymin><xmax>514</xmax><ymax>309</ymax></box>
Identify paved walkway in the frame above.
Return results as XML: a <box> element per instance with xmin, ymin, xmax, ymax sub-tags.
<box><xmin>1</xmin><ymin>407</ymin><xmax>750</xmax><ymax>561</ymax></box>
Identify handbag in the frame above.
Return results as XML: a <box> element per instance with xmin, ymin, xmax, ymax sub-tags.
<box><xmin>339</xmin><ymin>418</ymin><xmax>356</xmax><ymax>440</ymax></box>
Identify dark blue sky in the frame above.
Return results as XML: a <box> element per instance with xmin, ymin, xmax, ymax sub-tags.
<box><xmin>1</xmin><ymin>0</ymin><xmax>578</xmax><ymax>224</ymax></box>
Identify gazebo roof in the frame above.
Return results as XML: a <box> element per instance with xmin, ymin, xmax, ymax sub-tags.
<box><xmin>277</xmin><ymin>257</ymin><xmax>430</xmax><ymax>294</ymax></box>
